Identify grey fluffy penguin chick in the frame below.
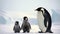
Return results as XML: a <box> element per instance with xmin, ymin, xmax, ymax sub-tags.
<box><xmin>13</xmin><ymin>21</ymin><xmax>21</xmax><ymax>33</ymax></box>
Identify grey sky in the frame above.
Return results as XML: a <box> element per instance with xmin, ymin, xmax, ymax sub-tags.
<box><xmin>0</xmin><ymin>0</ymin><xmax>60</xmax><ymax>18</ymax></box>
<box><xmin>0</xmin><ymin>0</ymin><xmax>60</xmax><ymax>11</ymax></box>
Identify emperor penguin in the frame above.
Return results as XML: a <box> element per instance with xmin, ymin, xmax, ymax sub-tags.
<box><xmin>35</xmin><ymin>7</ymin><xmax>53</xmax><ymax>33</ymax></box>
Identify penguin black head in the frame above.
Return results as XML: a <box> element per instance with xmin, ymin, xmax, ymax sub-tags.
<box><xmin>35</xmin><ymin>7</ymin><xmax>48</xmax><ymax>13</ymax></box>
<box><xmin>23</xmin><ymin>16</ymin><xmax>28</xmax><ymax>21</ymax></box>
<box><xmin>35</xmin><ymin>7</ymin><xmax>45</xmax><ymax>13</ymax></box>
<box><xmin>35</xmin><ymin>7</ymin><xmax>43</xmax><ymax>11</ymax></box>
<box><xmin>15</xmin><ymin>21</ymin><xmax>19</xmax><ymax>25</ymax></box>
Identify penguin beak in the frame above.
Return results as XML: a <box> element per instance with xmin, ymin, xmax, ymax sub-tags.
<box><xmin>35</xmin><ymin>9</ymin><xmax>37</xmax><ymax>11</ymax></box>
<box><xmin>35</xmin><ymin>10</ymin><xmax>36</xmax><ymax>11</ymax></box>
<box><xmin>35</xmin><ymin>8</ymin><xmax>39</xmax><ymax>11</ymax></box>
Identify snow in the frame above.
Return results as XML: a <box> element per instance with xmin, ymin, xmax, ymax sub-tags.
<box><xmin>0</xmin><ymin>23</ymin><xmax>60</xmax><ymax>34</ymax></box>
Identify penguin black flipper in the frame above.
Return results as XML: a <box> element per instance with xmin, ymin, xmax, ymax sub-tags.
<box><xmin>43</xmin><ymin>8</ymin><xmax>53</xmax><ymax>33</ymax></box>
<box><xmin>44</xmin><ymin>18</ymin><xmax>47</xmax><ymax>27</ymax></box>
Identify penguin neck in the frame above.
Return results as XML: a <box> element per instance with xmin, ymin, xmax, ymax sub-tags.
<box><xmin>23</xmin><ymin>20</ymin><xmax>28</xmax><ymax>23</ymax></box>
<box><xmin>37</xmin><ymin>11</ymin><xmax>43</xmax><ymax>16</ymax></box>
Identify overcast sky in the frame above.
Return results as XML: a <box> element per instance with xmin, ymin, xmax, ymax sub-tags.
<box><xmin>0</xmin><ymin>0</ymin><xmax>60</xmax><ymax>18</ymax></box>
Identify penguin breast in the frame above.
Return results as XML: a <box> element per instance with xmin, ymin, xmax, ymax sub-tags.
<box><xmin>37</xmin><ymin>11</ymin><xmax>47</xmax><ymax>32</ymax></box>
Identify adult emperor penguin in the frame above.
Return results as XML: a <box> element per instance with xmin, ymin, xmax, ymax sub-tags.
<box><xmin>35</xmin><ymin>7</ymin><xmax>53</xmax><ymax>33</ymax></box>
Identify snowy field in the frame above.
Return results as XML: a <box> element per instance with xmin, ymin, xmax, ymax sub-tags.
<box><xmin>0</xmin><ymin>23</ymin><xmax>60</xmax><ymax>34</ymax></box>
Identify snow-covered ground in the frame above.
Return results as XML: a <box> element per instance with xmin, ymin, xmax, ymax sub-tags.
<box><xmin>0</xmin><ymin>23</ymin><xmax>60</xmax><ymax>34</ymax></box>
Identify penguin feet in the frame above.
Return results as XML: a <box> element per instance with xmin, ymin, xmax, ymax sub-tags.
<box><xmin>46</xmin><ymin>30</ymin><xmax>53</xmax><ymax>33</ymax></box>
<box><xmin>48</xmin><ymin>31</ymin><xmax>53</xmax><ymax>33</ymax></box>
<box><xmin>38</xmin><ymin>31</ymin><xmax>43</xmax><ymax>33</ymax></box>
<box><xmin>14</xmin><ymin>31</ymin><xmax>20</xmax><ymax>33</ymax></box>
<box><xmin>38</xmin><ymin>30</ymin><xmax>53</xmax><ymax>33</ymax></box>
<box><xmin>38</xmin><ymin>31</ymin><xmax>46</xmax><ymax>33</ymax></box>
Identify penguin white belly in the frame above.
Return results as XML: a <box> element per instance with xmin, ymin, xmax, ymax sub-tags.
<box><xmin>37</xmin><ymin>12</ymin><xmax>47</xmax><ymax>32</ymax></box>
